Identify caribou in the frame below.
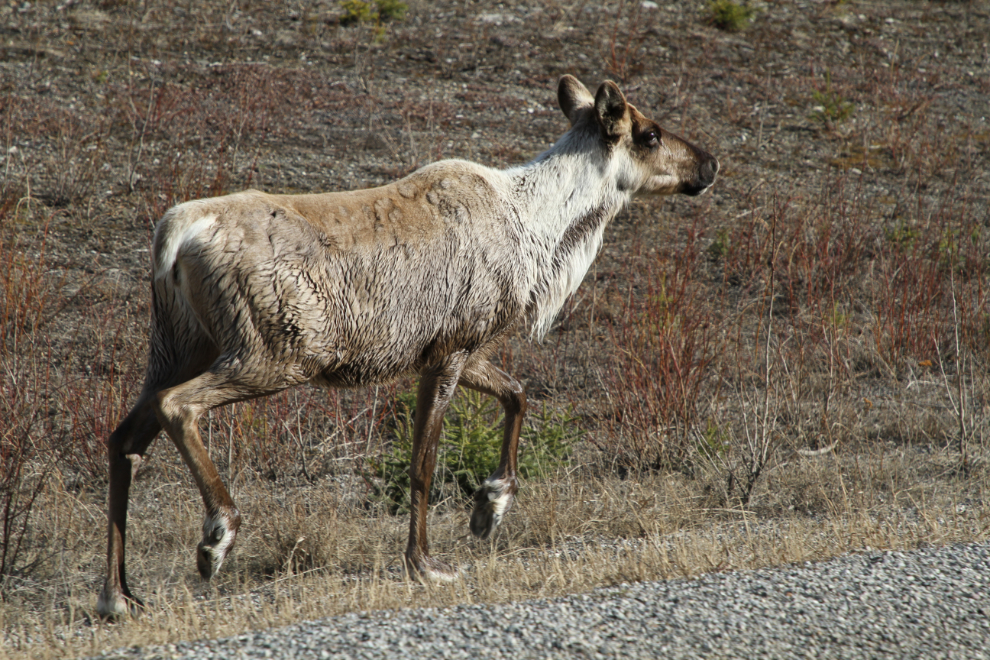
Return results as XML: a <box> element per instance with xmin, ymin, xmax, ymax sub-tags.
<box><xmin>97</xmin><ymin>75</ymin><xmax>718</xmax><ymax>618</ymax></box>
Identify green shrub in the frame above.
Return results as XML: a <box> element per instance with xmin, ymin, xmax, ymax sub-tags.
<box><xmin>339</xmin><ymin>0</ymin><xmax>408</xmax><ymax>26</ymax></box>
<box><xmin>375</xmin><ymin>0</ymin><xmax>408</xmax><ymax>21</ymax></box>
<box><xmin>810</xmin><ymin>72</ymin><xmax>854</xmax><ymax>126</ymax></box>
<box><xmin>707</xmin><ymin>0</ymin><xmax>754</xmax><ymax>32</ymax></box>
<box><xmin>362</xmin><ymin>390</ymin><xmax>580</xmax><ymax>514</ymax></box>
<box><xmin>340</xmin><ymin>0</ymin><xmax>375</xmax><ymax>25</ymax></box>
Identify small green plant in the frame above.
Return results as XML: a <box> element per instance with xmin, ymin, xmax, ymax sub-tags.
<box><xmin>829</xmin><ymin>302</ymin><xmax>850</xmax><ymax>331</ymax></box>
<box><xmin>706</xmin><ymin>0</ymin><xmax>754</xmax><ymax>32</ymax></box>
<box><xmin>375</xmin><ymin>0</ymin><xmax>408</xmax><ymax>21</ymax></box>
<box><xmin>695</xmin><ymin>419</ymin><xmax>730</xmax><ymax>462</ymax></box>
<box><xmin>935</xmin><ymin>226</ymin><xmax>978</xmax><ymax>274</ymax></box>
<box><xmin>810</xmin><ymin>72</ymin><xmax>854</xmax><ymax>126</ymax></box>
<box><xmin>339</xmin><ymin>0</ymin><xmax>407</xmax><ymax>26</ymax></box>
<box><xmin>708</xmin><ymin>227</ymin><xmax>731</xmax><ymax>261</ymax></box>
<box><xmin>884</xmin><ymin>219</ymin><xmax>919</xmax><ymax>251</ymax></box>
<box><xmin>362</xmin><ymin>390</ymin><xmax>580</xmax><ymax>514</ymax></box>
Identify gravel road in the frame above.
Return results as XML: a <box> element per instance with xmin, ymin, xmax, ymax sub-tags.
<box><xmin>92</xmin><ymin>541</ymin><xmax>990</xmax><ymax>660</ymax></box>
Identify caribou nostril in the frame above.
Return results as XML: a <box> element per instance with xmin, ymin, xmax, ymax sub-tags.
<box><xmin>700</xmin><ymin>157</ymin><xmax>719</xmax><ymax>184</ymax></box>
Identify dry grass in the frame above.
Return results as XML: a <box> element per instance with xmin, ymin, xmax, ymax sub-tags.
<box><xmin>2</xmin><ymin>446</ymin><xmax>987</xmax><ymax>660</ymax></box>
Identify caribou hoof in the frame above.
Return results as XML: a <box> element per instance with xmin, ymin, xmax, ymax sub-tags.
<box><xmin>404</xmin><ymin>553</ymin><xmax>461</xmax><ymax>583</ymax></box>
<box><xmin>196</xmin><ymin>508</ymin><xmax>241</xmax><ymax>580</ymax></box>
<box><xmin>97</xmin><ymin>584</ymin><xmax>145</xmax><ymax>620</ymax></box>
<box><xmin>470</xmin><ymin>477</ymin><xmax>517</xmax><ymax>540</ymax></box>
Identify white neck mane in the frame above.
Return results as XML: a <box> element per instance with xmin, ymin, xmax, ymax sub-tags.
<box><xmin>505</xmin><ymin>125</ymin><xmax>635</xmax><ymax>339</ymax></box>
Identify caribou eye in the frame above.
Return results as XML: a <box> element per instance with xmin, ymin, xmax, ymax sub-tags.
<box><xmin>642</xmin><ymin>130</ymin><xmax>660</xmax><ymax>148</ymax></box>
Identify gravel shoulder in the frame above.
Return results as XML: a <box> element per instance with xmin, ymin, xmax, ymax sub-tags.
<box><xmin>91</xmin><ymin>541</ymin><xmax>990</xmax><ymax>660</ymax></box>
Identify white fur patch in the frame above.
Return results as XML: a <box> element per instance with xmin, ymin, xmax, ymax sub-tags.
<box><xmin>154</xmin><ymin>211</ymin><xmax>217</xmax><ymax>280</ymax></box>
<box><xmin>201</xmin><ymin>509</ymin><xmax>237</xmax><ymax>571</ymax></box>
<box><xmin>504</xmin><ymin>131</ymin><xmax>634</xmax><ymax>340</ymax></box>
<box><xmin>405</xmin><ymin>554</ymin><xmax>462</xmax><ymax>582</ymax></box>
<box><xmin>422</xmin><ymin>563</ymin><xmax>461</xmax><ymax>583</ymax></box>
<box><xmin>483</xmin><ymin>476</ymin><xmax>515</xmax><ymax>522</ymax></box>
<box><xmin>531</xmin><ymin>224</ymin><xmax>607</xmax><ymax>339</ymax></box>
<box><xmin>96</xmin><ymin>586</ymin><xmax>135</xmax><ymax>619</ymax></box>
<box><xmin>489</xmin><ymin>488</ymin><xmax>513</xmax><ymax>522</ymax></box>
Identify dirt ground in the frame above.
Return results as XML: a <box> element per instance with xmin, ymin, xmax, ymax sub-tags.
<box><xmin>1</xmin><ymin>0</ymin><xmax>989</xmax><ymax>656</ymax></box>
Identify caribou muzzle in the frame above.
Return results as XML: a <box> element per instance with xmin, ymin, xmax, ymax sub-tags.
<box><xmin>682</xmin><ymin>152</ymin><xmax>720</xmax><ymax>197</ymax></box>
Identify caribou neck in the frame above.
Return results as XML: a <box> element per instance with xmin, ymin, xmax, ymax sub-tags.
<box><xmin>506</xmin><ymin>130</ymin><xmax>632</xmax><ymax>338</ymax></box>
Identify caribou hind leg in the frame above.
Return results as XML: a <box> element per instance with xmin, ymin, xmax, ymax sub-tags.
<box><xmin>459</xmin><ymin>360</ymin><xmax>526</xmax><ymax>540</ymax></box>
<box><xmin>97</xmin><ymin>394</ymin><xmax>163</xmax><ymax>619</ymax></box>
<box><xmin>98</xmin><ymin>331</ymin><xmax>218</xmax><ymax>620</ymax></box>
<box><xmin>404</xmin><ymin>351</ymin><xmax>469</xmax><ymax>580</ymax></box>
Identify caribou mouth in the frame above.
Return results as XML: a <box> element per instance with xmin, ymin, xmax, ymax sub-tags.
<box><xmin>682</xmin><ymin>155</ymin><xmax>719</xmax><ymax>196</ymax></box>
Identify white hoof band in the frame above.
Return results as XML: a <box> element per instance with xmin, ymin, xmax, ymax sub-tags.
<box><xmin>470</xmin><ymin>477</ymin><xmax>516</xmax><ymax>539</ymax></box>
<box><xmin>97</xmin><ymin>587</ymin><xmax>140</xmax><ymax>619</ymax></box>
<box><xmin>197</xmin><ymin>510</ymin><xmax>238</xmax><ymax>579</ymax></box>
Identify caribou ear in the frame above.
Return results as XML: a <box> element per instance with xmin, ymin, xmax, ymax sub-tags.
<box><xmin>594</xmin><ymin>81</ymin><xmax>631</xmax><ymax>139</ymax></box>
<box><xmin>557</xmin><ymin>75</ymin><xmax>595</xmax><ymax>126</ymax></box>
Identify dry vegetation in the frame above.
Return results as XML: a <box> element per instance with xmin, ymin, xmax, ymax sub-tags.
<box><xmin>1</xmin><ymin>0</ymin><xmax>989</xmax><ymax>657</ymax></box>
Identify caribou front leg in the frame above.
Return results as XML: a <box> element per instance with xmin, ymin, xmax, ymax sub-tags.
<box><xmin>152</xmin><ymin>370</ymin><xmax>251</xmax><ymax>581</ymax></box>
<box><xmin>404</xmin><ymin>351</ymin><xmax>468</xmax><ymax>580</ymax></box>
<box><xmin>459</xmin><ymin>360</ymin><xmax>526</xmax><ymax>540</ymax></box>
